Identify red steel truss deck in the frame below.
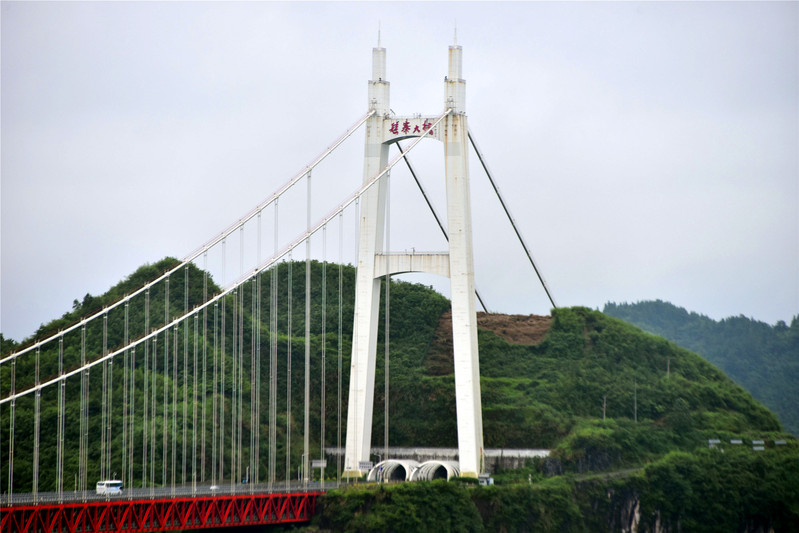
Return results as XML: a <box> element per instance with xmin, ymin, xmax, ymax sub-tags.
<box><xmin>1</xmin><ymin>491</ymin><xmax>322</xmax><ymax>533</ymax></box>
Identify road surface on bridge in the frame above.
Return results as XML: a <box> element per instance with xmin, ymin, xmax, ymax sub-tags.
<box><xmin>1</xmin><ymin>481</ymin><xmax>329</xmax><ymax>507</ymax></box>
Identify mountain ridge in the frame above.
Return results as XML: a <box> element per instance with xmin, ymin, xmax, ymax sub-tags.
<box><xmin>603</xmin><ymin>299</ymin><xmax>799</xmax><ymax>435</ymax></box>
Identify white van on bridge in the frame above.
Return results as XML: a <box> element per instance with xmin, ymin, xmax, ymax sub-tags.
<box><xmin>95</xmin><ymin>480</ymin><xmax>123</xmax><ymax>495</ymax></box>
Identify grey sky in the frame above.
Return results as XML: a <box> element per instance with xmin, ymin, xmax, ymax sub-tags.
<box><xmin>2</xmin><ymin>1</ymin><xmax>797</xmax><ymax>342</ymax></box>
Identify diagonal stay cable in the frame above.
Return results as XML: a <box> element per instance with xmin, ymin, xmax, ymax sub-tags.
<box><xmin>1</xmin><ymin>110</ymin><xmax>375</xmax><ymax>365</ymax></box>
<box><xmin>468</xmin><ymin>129</ymin><xmax>557</xmax><ymax>309</ymax></box>
<box><xmin>395</xmin><ymin>141</ymin><xmax>489</xmax><ymax>313</ymax></box>
<box><xmin>0</xmin><ymin>108</ymin><xmax>452</xmax><ymax>406</ymax></box>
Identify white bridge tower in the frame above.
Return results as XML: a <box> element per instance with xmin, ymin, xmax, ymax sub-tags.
<box><xmin>344</xmin><ymin>43</ymin><xmax>485</xmax><ymax>478</ymax></box>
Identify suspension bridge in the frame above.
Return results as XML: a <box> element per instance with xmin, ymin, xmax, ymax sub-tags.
<box><xmin>0</xmin><ymin>41</ymin><xmax>554</xmax><ymax>533</ymax></box>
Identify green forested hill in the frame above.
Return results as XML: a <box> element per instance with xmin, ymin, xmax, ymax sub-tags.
<box><xmin>603</xmin><ymin>300</ymin><xmax>799</xmax><ymax>435</ymax></box>
<box><xmin>1</xmin><ymin>261</ymin><xmax>792</xmax><ymax>496</ymax></box>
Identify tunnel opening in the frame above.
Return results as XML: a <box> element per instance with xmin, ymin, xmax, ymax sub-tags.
<box><xmin>410</xmin><ymin>460</ymin><xmax>460</xmax><ymax>481</ymax></box>
<box><xmin>367</xmin><ymin>460</ymin><xmax>420</xmax><ymax>482</ymax></box>
<box><xmin>430</xmin><ymin>465</ymin><xmax>448</xmax><ymax>480</ymax></box>
<box><xmin>389</xmin><ymin>466</ymin><xmax>407</xmax><ymax>481</ymax></box>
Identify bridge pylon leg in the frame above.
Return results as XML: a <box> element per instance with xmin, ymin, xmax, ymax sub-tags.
<box><xmin>443</xmin><ymin>109</ymin><xmax>484</xmax><ymax>479</ymax></box>
<box><xmin>344</xmin><ymin>46</ymin><xmax>390</xmax><ymax>477</ymax></box>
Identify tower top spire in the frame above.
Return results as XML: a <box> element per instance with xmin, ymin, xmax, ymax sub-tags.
<box><xmin>378</xmin><ymin>21</ymin><xmax>381</xmax><ymax>48</ymax></box>
<box><xmin>369</xmin><ymin>37</ymin><xmax>388</xmax><ymax>113</ymax></box>
<box><xmin>453</xmin><ymin>21</ymin><xmax>457</xmax><ymax>45</ymax></box>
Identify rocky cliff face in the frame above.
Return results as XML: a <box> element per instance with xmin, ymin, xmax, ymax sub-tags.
<box><xmin>575</xmin><ymin>480</ymin><xmax>777</xmax><ymax>533</ymax></box>
<box><xmin>314</xmin><ymin>478</ymin><xmax>784</xmax><ymax>533</ymax></box>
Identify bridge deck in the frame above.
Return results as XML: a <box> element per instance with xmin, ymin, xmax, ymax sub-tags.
<box><xmin>1</xmin><ymin>490</ymin><xmax>323</xmax><ymax>533</ymax></box>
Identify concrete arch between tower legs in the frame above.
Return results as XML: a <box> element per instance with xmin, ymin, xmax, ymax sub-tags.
<box><xmin>373</xmin><ymin>253</ymin><xmax>450</xmax><ymax>278</ymax></box>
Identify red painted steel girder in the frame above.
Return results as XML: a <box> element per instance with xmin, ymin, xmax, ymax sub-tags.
<box><xmin>1</xmin><ymin>492</ymin><xmax>322</xmax><ymax>533</ymax></box>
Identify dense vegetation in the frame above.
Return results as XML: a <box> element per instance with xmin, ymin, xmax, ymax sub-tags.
<box><xmin>395</xmin><ymin>304</ymin><xmax>782</xmax><ymax>460</ymax></box>
<box><xmin>2</xmin><ymin>260</ymin><xmax>796</xmax><ymax>530</ymax></box>
<box><xmin>604</xmin><ymin>300</ymin><xmax>799</xmax><ymax>435</ymax></box>
<box><xmin>316</xmin><ymin>445</ymin><xmax>799</xmax><ymax>532</ymax></box>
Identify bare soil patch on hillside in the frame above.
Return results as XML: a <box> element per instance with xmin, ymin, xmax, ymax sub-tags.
<box><xmin>476</xmin><ymin>312</ymin><xmax>552</xmax><ymax>345</ymax></box>
<box><xmin>424</xmin><ymin>311</ymin><xmax>552</xmax><ymax>375</ymax></box>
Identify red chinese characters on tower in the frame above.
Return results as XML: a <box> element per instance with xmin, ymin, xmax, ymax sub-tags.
<box><xmin>388</xmin><ymin>119</ymin><xmax>435</xmax><ymax>137</ymax></box>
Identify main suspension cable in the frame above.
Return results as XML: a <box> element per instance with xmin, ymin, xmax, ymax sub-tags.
<box><xmin>1</xmin><ymin>111</ymin><xmax>375</xmax><ymax>366</ymax></box>
<box><xmin>1</xmin><ymin>108</ymin><xmax>453</xmax><ymax>409</ymax></box>
<box><xmin>468</xmin><ymin>130</ymin><xmax>558</xmax><ymax>309</ymax></box>
<box><xmin>3</xmin><ymin>109</ymin><xmax>444</xmax><ymax>497</ymax></box>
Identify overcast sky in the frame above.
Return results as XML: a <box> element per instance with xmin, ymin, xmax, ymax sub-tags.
<box><xmin>2</xmin><ymin>1</ymin><xmax>797</xmax><ymax>342</ymax></box>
